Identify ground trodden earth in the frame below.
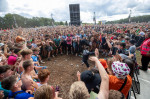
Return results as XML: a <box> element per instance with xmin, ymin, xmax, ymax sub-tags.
<box><xmin>43</xmin><ymin>54</ymin><xmax>95</xmax><ymax>99</ymax></box>
<box><xmin>43</xmin><ymin>52</ymin><xmax>150</xmax><ymax>99</ymax></box>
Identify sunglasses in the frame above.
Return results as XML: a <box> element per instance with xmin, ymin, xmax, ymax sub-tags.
<box><xmin>15</xmin><ymin>76</ymin><xmax>21</xmax><ymax>84</ymax></box>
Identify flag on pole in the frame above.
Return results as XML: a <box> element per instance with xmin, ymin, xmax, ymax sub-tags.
<box><xmin>136</xmin><ymin>29</ymin><xmax>140</xmax><ymax>35</ymax></box>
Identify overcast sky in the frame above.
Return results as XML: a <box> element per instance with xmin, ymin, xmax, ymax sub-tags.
<box><xmin>0</xmin><ymin>0</ymin><xmax>150</xmax><ymax>23</ymax></box>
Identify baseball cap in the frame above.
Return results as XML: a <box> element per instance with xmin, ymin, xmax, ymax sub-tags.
<box><xmin>81</xmin><ymin>70</ymin><xmax>101</xmax><ymax>93</ymax></box>
<box><xmin>0</xmin><ymin>43</ymin><xmax>4</xmax><ymax>47</ymax></box>
<box><xmin>99</xmin><ymin>59</ymin><xmax>108</xmax><ymax>69</ymax></box>
<box><xmin>139</xmin><ymin>32</ymin><xmax>145</xmax><ymax>36</ymax></box>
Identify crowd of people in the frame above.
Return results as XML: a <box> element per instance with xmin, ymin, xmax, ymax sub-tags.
<box><xmin>0</xmin><ymin>22</ymin><xmax>150</xmax><ymax>99</ymax></box>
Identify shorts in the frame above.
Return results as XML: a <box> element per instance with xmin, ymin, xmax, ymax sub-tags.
<box><xmin>45</xmin><ymin>46</ymin><xmax>53</xmax><ymax>51</ymax></box>
<box><xmin>56</xmin><ymin>46</ymin><xmax>61</xmax><ymax>49</ymax></box>
<box><xmin>67</xmin><ymin>44</ymin><xmax>72</xmax><ymax>47</ymax></box>
<box><xmin>53</xmin><ymin>46</ymin><xmax>56</xmax><ymax>50</ymax></box>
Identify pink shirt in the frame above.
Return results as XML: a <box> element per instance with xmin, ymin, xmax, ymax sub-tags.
<box><xmin>8</xmin><ymin>55</ymin><xmax>17</xmax><ymax>65</ymax></box>
<box><xmin>66</xmin><ymin>37</ymin><xmax>72</xmax><ymax>45</ymax></box>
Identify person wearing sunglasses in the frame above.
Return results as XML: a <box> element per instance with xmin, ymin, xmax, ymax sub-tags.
<box><xmin>1</xmin><ymin>75</ymin><xmax>34</xmax><ymax>99</ymax></box>
<box><xmin>0</xmin><ymin>65</ymin><xmax>12</xmax><ymax>99</ymax></box>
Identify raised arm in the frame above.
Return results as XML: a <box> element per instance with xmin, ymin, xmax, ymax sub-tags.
<box><xmin>89</xmin><ymin>57</ymin><xmax>109</xmax><ymax>99</ymax></box>
<box><xmin>106</xmin><ymin>38</ymin><xmax>112</xmax><ymax>49</ymax></box>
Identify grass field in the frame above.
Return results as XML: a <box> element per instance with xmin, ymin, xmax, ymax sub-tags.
<box><xmin>136</xmin><ymin>50</ymin><xmax>150</xmax><ymax>67</ymax></box>
<box><xmin>136</xmin><ymin>50</ymin><xmax>142</xmax><ymax>66</ymax></box>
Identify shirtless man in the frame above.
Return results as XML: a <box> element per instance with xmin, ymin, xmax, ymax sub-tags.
<box><xmin>21</xmin><ymin>60</ymin><xmax>38</xmax><ymax>93</ymax></box>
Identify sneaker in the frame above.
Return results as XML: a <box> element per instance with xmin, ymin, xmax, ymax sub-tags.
<box><xmin>52</xmin><ymin>55</ymin><xmax>55</xmax><ymax>58</ymax></box>
<box><xmin>80</xmin><ymin>55</ymin><xmax>83</xmax><ymax>58</ymax></box>
<box><xmin>40</xmin><ymin>60</ymin><xmax>45</xmax><ymax>64</ymax></box>
<box><xmin>76</xmin><ymin>53</ymin><xmax>77</xmax><ymax>56</ymax></box>
<box><xmin>139</xmin><ymin>66</ymin><xmax>147</xmax><ymax>71</ymax></box>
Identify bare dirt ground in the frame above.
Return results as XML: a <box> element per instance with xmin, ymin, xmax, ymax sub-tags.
<box><xmin>43</xmin><ymin>54</ymin><xmax>95</xmax><ymax>99</ymax></box>
<box><xmin>43</xmin><ymin>51</ymin><xmax>149</xmax><ymax>99</ymax></box>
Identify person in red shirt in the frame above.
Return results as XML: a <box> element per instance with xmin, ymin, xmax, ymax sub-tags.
<box><xmin>140</xmin><ymin>33</ymin><xmax>150</xmax><ymax>71</ymax></box>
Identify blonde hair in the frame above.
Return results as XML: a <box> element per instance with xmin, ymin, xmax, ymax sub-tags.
<box><xmin>107</xmin><ymin>58</ymin><xmax>114</xmax><ymax>75</ymax></box>
<box><xmin>34</xmin><ymin>85</ymin><xmax>55</xmax><ymax>99</ymax></box>
<box><xmin>69</xmin><ymin>81</ymin><xmax>89</xmax><ymax>99</ymax></box>
<box><xmin>109</xmin><ymin>90</ymin><xmax>126</xmax><ymax>99</ymax></box>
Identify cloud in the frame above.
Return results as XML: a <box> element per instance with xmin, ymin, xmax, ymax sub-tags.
<box><xmin>0</xmin><ymin>0</ymin><xmax>8</xmax><ymax>12</ymax></box>
<box><xmin>19</xmin><ymin>12</ymin><xmax>33</xmax><ymax>18</ymax></box>
<box><xmin>0</xmin><ymin>0</ymin><xmax>150</xmax><ymax>23</ymax></box>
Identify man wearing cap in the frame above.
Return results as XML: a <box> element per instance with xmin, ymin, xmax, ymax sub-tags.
<box><xmin>75</xmin><ymin>56</ymin><xmax>109</xmax><ymax>99</ymax></box>
<box><xmin>80</xmin><ymin>70</ymin><xmax>101</xmax><ymax>94</ymax></box>
<box><xmin>99</xmin><ymin>59</ymin><xmax>108</xmax><ymax>70</ymax></box>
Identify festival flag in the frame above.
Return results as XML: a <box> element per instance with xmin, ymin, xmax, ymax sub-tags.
<box><xmin>136</xmin><ymin>29</ymin><xmax>140</xmax><ymax>33</ymax></box>
<box><xmin>136</xmin><ymin>29</ymin><xmax>140</xmax><ymax>35</ymax></box>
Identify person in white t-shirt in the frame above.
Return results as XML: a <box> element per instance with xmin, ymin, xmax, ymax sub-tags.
<box><xmin>37</xmin><ymin>69</ymin><xmax>50</xmax><ymax>87</ymax></box>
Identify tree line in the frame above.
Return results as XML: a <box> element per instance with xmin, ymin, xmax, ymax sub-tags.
<box><xmin>106</xmin><ymin>15</ymin><xmax>150</xmax><ymax>24</ymax></box>
<box><xmin>0</xmin><ymin>13</ymin><xmax>68</xmax><ymax>29</ymax></box>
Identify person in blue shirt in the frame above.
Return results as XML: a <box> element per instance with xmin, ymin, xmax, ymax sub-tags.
<box><xmin>1</xmin><ymin>75</ymin><xmax>33</xmax><ymax>99</ymax></box>
<box><xmin>62</xmin><ymin>35</ymin><xmax>67</xmax><ymax>39</ymax></box>
<box><xmin>0</xmin><ymin>65</ymin><xmax>12</xmax><ymax>99</ymax></box>
<box><xmin>31</xmin><ymin>48</ymin><xmax>47</xmax><ymax>73</ymax></box>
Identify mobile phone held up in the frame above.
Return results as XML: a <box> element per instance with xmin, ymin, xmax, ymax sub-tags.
<box><xmin>55</xmin><ymin>85</ymin><xmax>60</xmax><ymax>91</ymax></box>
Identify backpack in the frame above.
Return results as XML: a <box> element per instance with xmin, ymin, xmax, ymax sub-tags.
<box><xmin>140</xmin><ymin>38</ymin><xmax>150</xmax><ymax>56</ymax></box>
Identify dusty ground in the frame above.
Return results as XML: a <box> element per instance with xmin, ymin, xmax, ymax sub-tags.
<box><xmin>43</xmin><ymin>51</ymin><xmax>149</xmax><ymax>99</ymax></box>
<box><xmin>43</xmin><ymin>54</ymin><xmax>95</xmax><ymax>99</ymax></box>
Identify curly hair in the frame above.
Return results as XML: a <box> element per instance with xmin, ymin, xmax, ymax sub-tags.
<box><xmin>34</xmin><ymin>85</ymin><xmax>55</xmax><ymax>99</ymax></box>
<box><xmin>109</xmin><ymin>90</ymin><xmax>126</xmax><ymax>99</ymax></box>
<box><xmin>69</xmin><ymin>81</ymin><xmax>89</xmax><ymax>99</ymax></box>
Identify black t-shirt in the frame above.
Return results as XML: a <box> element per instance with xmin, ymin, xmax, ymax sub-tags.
<box><xmin>61</xmin><ymin>40</ymin><xmax>67</xmax><ymax>46</ymax></box>
<box><xmin>136</xmin><ymin>36</ymin><xmax>145</xmax><ymax>47</ymax></box>
<box><xmin>27</xmin><ymin>45</ymin><xmax>32</xmax><ymax>49</ymax></box>
<box><xmin>111</xmin><ymin>47</ymin><xmax>118</xmax><ymax>55</ymax></box>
